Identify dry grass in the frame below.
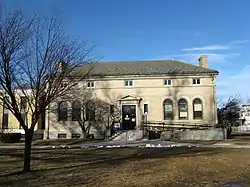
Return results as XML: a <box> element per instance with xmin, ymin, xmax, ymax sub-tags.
<box><xmin>0</xmin><ymin>139</ymin><xmax>101</xmax><ymax>146</ymax></box>
<box><xmin>0</xmin><ymin>147</ymin><xmax>250</xmax><ymax>187</ymax></box>
<box><xmin>32</xmin><ymin>139</ymin><xmax>101</xmax><ymax>146</ymax></box>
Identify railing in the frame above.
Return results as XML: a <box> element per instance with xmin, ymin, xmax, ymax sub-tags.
<box><xmin>142</xmin><ymin>121</ymin><xmax>213</xmax><ymax>131</ymax></box>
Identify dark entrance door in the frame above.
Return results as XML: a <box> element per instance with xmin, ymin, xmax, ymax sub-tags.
<box><xmin>122</xmin><ymin>105</ymin><xmax>136</xmax><ymax>130</ymax></box>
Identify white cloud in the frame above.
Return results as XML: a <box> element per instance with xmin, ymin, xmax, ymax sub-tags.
<box><xmin>166</xmin><ymin>53</ymin><xmax>240</xmax><ymax>64</ymax></box>
<box><xmin>182</xmin><ymin>39</ymin><xmax>249</xmax><ymax>52</ymax></box>
<box><xmin>182</xmin><ymin>45</ymin><xmax>230</xmax><ymax>51</ymax></box>
<box><xmin>217</xmin><ymin>65</ymin><xmax>250</xmax><ymax>101</ymax></box>
<box><xmin>229</xmin><ymin>40</ymin><xmax>249</xmax><ymax>45</ymax></box>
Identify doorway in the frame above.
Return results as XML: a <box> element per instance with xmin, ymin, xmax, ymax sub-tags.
<box><xmin>122</xmin><ymin>105</ymin><xmax>136</xmax><ymax>130</ymax></box>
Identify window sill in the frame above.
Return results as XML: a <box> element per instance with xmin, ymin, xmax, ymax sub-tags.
<box><xmin>124</xmin><ymin>86</ymin><xmax>133</xmax><ymax>88</ymax></box>
<box><xmin>178</xmin><ymin>118</ymin><xmax>188</xmax><ymax>120</ymax></box>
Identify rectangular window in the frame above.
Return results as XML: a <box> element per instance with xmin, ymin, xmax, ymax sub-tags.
<box><xmin>86</xmin><ymin>102</ymin><xmax>95</xmax><ymax>121</ymax></box>
<box><xmin>2</xmin><ymin>113</ymin><xmax>8</xmax><ymax>129</ymax></box>
<box><xmin>20</xmin><ymin>96</ymin><xmax>27</xmax><ymax>129</ymax></box>
<box><xmin>20</xmin><ymin>112</ymin><xmax>26</xmax><ymax>129</ymax></box>
<box><xmin>164</xmin><ymin>79</ymin><xmax>172</xmax><ymax>86</ymax></box>
<box><xmin>2</xmin><ymin>96</ymin><xmax>9</xmax><ymax>129</ymax></box>
<box><xmin>193</xmin><ymin>78</ymin><xmax>201</xmax><ymax>85</ymax></box>
<box><xmin>87</xmin><ymin>81</ymin><xmax>95</xmax><ymax>88</ymax></box>
<box><xmin>110</xmin><ymin>105</ymin><xmax>114</xmax><ymax>115</ymax></box>
<box><xmin>58</xmin><ymin>102</ymin><xmax>68</xmax><ymax>121</ymax></box>
<box><xmin>194</xmin><ymin>111</ymin><xmax>202</xmax><ymax>119</ymax></box>
<box><xmin>164</xmin><ymin>102</ymin><xmax>173</xmax><ymax>120</ymax></box>
<box><xmin>20</xmin><ymin>96</ymin><xmax>27</xmax><ymax>110</ymax></box>
<box><xmin>71</xmin><ymin>133</ymin><xmax>81</xmax><ymax>139</ymax></box>
<box><xmin>124</xmin><ymin>80</ymin><xmax>133</xmax><ymax>87</ymax></box>
<box><xmin>72</xmin><ymin>110</ymin><xmax>81</xmax><ymax>121</ymax></box>
<box><xmin>193</xmin><ymin>103</ymin><xmax>203</xmax><ymax>119</ymax></box>
<box><xmin>72</xmin><ymin>101</ymin><xmax>81</xmax><ymax>121</ymax></box>
<box><xmin>144</xmin><ymin>104</ymin><xmax>148</xmax><ymax>114</ymax></box>
<box><xmin>58</xmin><ymin>134</ymin><xmax>67</xmax><ymax>139</ymax></box>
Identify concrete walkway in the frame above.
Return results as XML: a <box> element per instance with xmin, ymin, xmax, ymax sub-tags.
<box><xmin>0</xmin><ymin>139</ymin><xmax>250</xmax><ymax>149</ymax></box>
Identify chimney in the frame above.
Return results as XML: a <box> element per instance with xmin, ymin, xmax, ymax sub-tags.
<box><xmin>198</xmin><ymin>55</ymin><xmax>208</xmax><ymax>68</ymax></box>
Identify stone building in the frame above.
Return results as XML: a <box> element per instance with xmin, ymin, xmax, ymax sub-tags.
<box><xmin>45</xmin><ymin>55</ymin><xmax>219</xmax><ymax>139</ymax></box>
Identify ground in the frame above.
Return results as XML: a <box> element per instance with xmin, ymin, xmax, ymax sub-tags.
<box><xmin>0</xmin><ymin>139</ymin><xmax>102</xmax><ymax>146</ymax></box>
<box><xmin>0</xmin><ymin>147</ymin><xmax>250</xmax><ymax>187</ymax></box>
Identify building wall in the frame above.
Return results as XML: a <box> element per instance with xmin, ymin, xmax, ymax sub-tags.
<box><xmin>47</xmin><ymin>74</ymin><xmax>218</xmax><ymax>139</ymax></box>
<box><xmin>0</xmin><ymin>94</ymin><xmax>39</xmax><ymax>134</ymax></box>
<box><xmin>94</xmin><ymin>75</ymin><xmax>216</xmax><ymax>123</ymax></box>
<box><xmin>240</xmin><ymin>104</ymin><xmax>250</xmax><ymax>126</ymax></box>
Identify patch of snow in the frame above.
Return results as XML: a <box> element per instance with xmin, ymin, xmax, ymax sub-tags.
<box><xmin>156</xmin><ymin>144</ymin><xmax>163</xmax><ymax>147</ymax></box>
<box><xmin>215</xmin><ymin>143</ymin><xmax>232</xmax><ymax>146</ymax></box>
<box><xmin>105</xmin><ymin>145</ymin><xmax>123</xmax><ymax>148</ymax></box>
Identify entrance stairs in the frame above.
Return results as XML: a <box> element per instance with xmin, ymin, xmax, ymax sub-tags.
<box><xmin>108</xmin><ymin>130</ymin><xmax>144</xmax><ymax>141</ymax></box>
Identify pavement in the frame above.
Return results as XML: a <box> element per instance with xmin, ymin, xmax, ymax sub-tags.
<box><xmin>1</xmin><ymin>139</ymin><xmax>250</xmax><ymax>149</ymax></box>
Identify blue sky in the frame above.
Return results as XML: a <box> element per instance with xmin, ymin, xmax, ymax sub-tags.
<box><xmin>4</xmin><ymin>0</ymin><xmax>250</xmax><ymax>101</ymax></box>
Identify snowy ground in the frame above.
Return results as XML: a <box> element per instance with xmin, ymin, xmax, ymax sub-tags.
<box><xmin>1</xmin><ymin>139</ymin><xmax>250</xmax><ymax>150</ymax></box>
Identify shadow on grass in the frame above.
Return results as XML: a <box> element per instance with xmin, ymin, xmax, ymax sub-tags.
<box><xmin>1</xmin><ymin>147</ymin><xmax>221</xmax><ymax>172</ymax></box>
<box><xmin>0</xmin><ymin>147</ymin><xmax>232</xmax><ymax>187</ymax></box>
<box><xmin>0</xmin><ymin>147</ymin><xmax>221</xmax><ymax>166</ymax></box>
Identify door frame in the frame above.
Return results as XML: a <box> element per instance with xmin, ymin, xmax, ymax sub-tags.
<box><xmin>121</xmin><ymin>104</ymin><xmax>138</xmax><ymax>130</ymax></box>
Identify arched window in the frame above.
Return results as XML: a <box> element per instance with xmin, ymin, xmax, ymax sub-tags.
<box><xmin>178</xmin><ymin>99</ymin><xmax>188</xmax><ymax>119</ymax></box>
<box><xmin>86</xmin><ymin>101</ymin><xmax>95</xmax><ymax>121</ymax></box>
<box><xmin>164</xmin><ymin>99</ymin><xmax>173</xmax><ymax>120</ymax></box>
<box><xmin>193</xmin><ymin>98</ymin><xmax>203</xmax><ymax>119</ymax></box>
<box><xmin>72</xmin><ymin>100</ymin><xmax>81</xmax><ymax>121</ymax></box>
<box><xmin>58</xmin><ymin>101</ymin><xmax>68</xmax><ymax>121</ymax></box>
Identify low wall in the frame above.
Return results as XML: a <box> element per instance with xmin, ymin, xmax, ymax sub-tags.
<box><xmin>47</xmin><ymin>127</ymin><xmax>106</xmax><ymax>140</ymax></box>
<box><xmin>161</xmin><ymin>128</ymin><xmax>225</xmax><ymax>141</ymax></box>
<box><xmin>232</xmin><ymin>125</ymin><xmax>250</xmax><ymax>132</ymax></box>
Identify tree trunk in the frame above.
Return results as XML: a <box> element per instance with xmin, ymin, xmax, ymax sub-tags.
<box><xmin>82</xmin><ymin>131</ymin><xmax>87</xmax><ymax>140</ymax></box>
<box><xmin>80</xmin><ymin>125</ymin><xmax>87</xmax><ymax>140</ymax></box>
<box><xmin>23</xmin><ymin>129</ymin><xmax>34</xmax><ymax>173</ymax></box>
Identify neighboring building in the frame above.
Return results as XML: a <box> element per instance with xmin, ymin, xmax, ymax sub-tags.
<box><xmin>237</xmin><ymin>104</ymin><xmax>250</xmax><ymax>131</ymax></box>
<box><xmin>0</xmin><ymin>90</ymin><xmax>45</xmax><ymax>138</ymax></box>
<box><xmin>46</xmin><ymin>55</ymin><xmax>219</xmax><ymax>139</ymax></box>
<box><xmin>240</xmin><ymin>104</ymin><xmax>250</xmax><ymax>123</ymax></box>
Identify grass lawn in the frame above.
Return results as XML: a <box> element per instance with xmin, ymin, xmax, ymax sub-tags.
<box><xmin>0</xmin><ymin>147</ymin><xmax>250</xmax><ymax>187</ymax></box>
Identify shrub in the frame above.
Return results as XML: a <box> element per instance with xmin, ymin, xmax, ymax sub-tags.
<box><xmin>87</xmin><ymin>134</ymin><xmax>94</xmax><ymax>140</ymax></box>
<box><xmin>0</xmin><ymin>133</ymin><xmax>21</xmax><ymax>143</ymax></box>
<box><xmin>149</xmin><ymin>131</ymin><xmax>161</xmax><ymax>140</ymax></box>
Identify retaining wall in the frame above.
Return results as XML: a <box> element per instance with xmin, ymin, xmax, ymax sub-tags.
<box><xmin>161</xmin><ymin>128</ymin><xmax>225</xmax><ymax>141</ymax></box>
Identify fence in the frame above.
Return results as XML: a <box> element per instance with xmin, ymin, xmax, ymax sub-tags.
<box><xmin>142</xmin><ymin>121</ymin><xmax>213</xmax><ymax>132</ymax></box>
<box><xmin>232</xmin><ymin>125</ymin><xmax>250</xmax><ymax>132</ymax></box>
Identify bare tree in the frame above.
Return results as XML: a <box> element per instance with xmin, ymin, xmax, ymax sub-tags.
<box><xmin>69</xmin><ymin>90</ymin><xmax>120</xmax><ymax>140</ymax></box>
<box><xmin>217</xmin><ymin>95</ymin><xmax>242</xmax><ymax>136</ymax></box>
<box><xmin>0</xmin><ymin>9</ymin><xmax>96</xmax><ymax>172</ymax></box>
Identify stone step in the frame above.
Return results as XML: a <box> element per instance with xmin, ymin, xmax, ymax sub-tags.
<box><xmin>111</xmin><ymin>130</ymin><xmax>144</xmax><ymax>141</ymax></box>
